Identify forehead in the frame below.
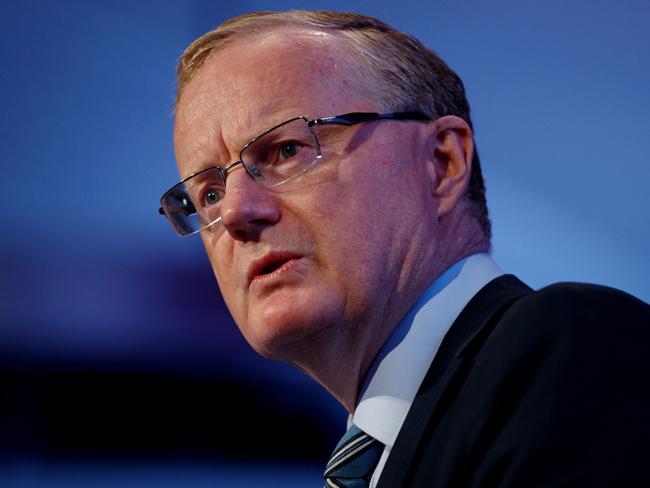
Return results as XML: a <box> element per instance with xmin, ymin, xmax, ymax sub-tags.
<box><xmin>174</xmin><ymin>27</ymin><xmax>376</xmax><ymax>169</ymax></box>
<box><xmin>187</xmin><ymin>27</ymin><xmax>367</xmax><ymax>108</ymax></box>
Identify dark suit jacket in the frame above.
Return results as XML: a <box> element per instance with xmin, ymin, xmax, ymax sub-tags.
<box><xmin>377</xmin><ymin>275</ymin><xmax>650</xmax><ymax>487</ymax></box>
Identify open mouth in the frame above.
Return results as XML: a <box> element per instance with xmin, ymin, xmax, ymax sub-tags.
<box><xmin>259</xmin><ymin>259</ymin><xmax>289</xmax><ymax>276</ymax></box>
<box><xmin>248</xmin><ymin>253</ymin><xmax>302</xmax><ymax>286</ymax></box>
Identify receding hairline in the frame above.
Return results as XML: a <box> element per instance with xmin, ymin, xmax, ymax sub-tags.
<box><xmin>176</xmin><ymin>27</ymin><xmax>383</xmax><ymax>125</ymax></box>
<box><xmin>176</xmin><ymin>18</ymin><xmax>387</xmax><ymax>108</ymax></box>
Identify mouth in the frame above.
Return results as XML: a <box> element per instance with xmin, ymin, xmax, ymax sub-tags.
<box><xmin>259</xmin><ymin>259</ymin><xmax>289</xmax><ymax>275</ymax></box>
<box><xmin>248</xmin><ymin>252</ymin><xmax>302</xmax><ymax>286</ymax></box>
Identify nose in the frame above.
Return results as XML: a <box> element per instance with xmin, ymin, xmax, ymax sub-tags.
<box><xmin>219</xmin><ymin>168</ymin><xmax>281</xmax><ymax>241</ymax></box>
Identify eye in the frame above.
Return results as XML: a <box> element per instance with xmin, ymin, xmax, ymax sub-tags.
<box><xmin>280</xmin><ymin>141</ymin><xmax>298</xmax><ymax>159</ymax></box>
<box><xmin>203</xmin><ymin>188</ymin><xmax>221</xmax><ymax>206</ymax></box>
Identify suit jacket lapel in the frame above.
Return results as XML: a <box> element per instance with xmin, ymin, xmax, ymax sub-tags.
<box><xmin>377</xmin><ymin>275</ymin><xmax>532</xmax><ymax>487</ymax></box>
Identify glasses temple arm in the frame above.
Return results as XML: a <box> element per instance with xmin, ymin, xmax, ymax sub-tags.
<box><xmin>310</xmin><ymin>111</ymin><xmax>431</xmax><ymax>127</ymax></box>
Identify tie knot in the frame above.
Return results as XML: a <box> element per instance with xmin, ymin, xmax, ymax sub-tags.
<box><xmin>324</xmin><ymin>424</ymin><xmax>383</xmax><ymax>488</ymax></box>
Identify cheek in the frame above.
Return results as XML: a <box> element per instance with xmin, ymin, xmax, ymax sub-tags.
<box><xmin>201</xmin><ymin>232</ymin><xmax>222</xmax><ymax>281</ymax></box>
<box><xmin>201</xmin><ymin>232</ymin><xmax>247</xmax><ymax>317</ymax></box>
<box><xmin>311</xmin><ymin>189</ymin><xmax>391</xmax><ymax>293</ymax></box>
<box><xmin>321</xmin><ymin>158</ymin><xmax>423</xmax><ymax>276</ymax></box>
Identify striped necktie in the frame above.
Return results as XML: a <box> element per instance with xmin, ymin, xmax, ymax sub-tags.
<box><xmin>324</xmin><ymin>424</ymin><xmax>383</xmax><ymax>488</ymax></box>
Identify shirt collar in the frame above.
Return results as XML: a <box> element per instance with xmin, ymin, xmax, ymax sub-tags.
<box><xmin>350</xmin><ymin>253</ymin><xmax>503</xmax><ymax>447</ymax></box>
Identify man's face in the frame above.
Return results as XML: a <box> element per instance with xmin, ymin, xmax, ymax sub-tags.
<box><xmin>174</xmin><ymin>28</ymin><xmax>440</xmax><ymax>362</ymax></box>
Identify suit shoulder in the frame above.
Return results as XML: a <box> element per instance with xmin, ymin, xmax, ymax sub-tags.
<box><xmin>497</xmin><ymin>281</ymin><xmax>649</xmax><ymax>343</ymax></box>
<box><xmin>461</xmin><ymin>283</ymin><xmax>650</xmax><ymax>484</ymax></box>
<box><xmin>531</xmin><ymin>281</ymin><xmax>646</xmax><ymax>310</ymax></box>
<box><xmin>471</xmin><ymin>281</ymin><xmax>650</xmax><ymax>381</ymax></box>
<box><xmin>387</xmin><ymin>280</ymin><xmax>650</xmax><ymax>486</ymax></box>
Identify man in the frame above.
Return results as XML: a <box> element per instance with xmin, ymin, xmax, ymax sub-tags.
<box><xmin>159</xmin><ymin>11</ymin><xmax>650</xmax><ymax>487</ymax></box>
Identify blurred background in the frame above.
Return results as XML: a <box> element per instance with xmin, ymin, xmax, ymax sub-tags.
<box><xmin>1</xmin><ymin>0</ymin><xmax>648</xmax><ymax>486</ymax></box>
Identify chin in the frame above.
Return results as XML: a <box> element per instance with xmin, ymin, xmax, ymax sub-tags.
<box><xmin>241</xmin><ymin>291</ymin><xmax>342</xmax><ymax>361</ymax></box>
<box><xmin>242</xmin><ymin>312</ymin><xmax>317</xmax><ymax>361</ymax></box>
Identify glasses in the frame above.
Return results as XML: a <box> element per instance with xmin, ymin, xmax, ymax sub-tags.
<box><xmin>159</xmin><ymin>111</ymin><xmax>431</xmax><ymax>236</ymax></box>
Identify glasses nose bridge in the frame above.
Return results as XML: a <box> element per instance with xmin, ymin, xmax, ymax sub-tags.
<box><xmin>222</xmin><ymin>159</ymin><xmax>245</xmax><ymax>184</ymax></box>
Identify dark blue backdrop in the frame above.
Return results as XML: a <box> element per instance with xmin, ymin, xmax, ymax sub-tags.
<box><xmin>1</xmin><ymin>1</ymin><xmax>648</xmax><ymax>486</ymax></box>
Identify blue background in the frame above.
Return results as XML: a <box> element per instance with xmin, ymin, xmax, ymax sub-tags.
<box><xmin>1</xmin><ymin>1</ymin><xmax>648</xmax><ymax>486</ymax></box>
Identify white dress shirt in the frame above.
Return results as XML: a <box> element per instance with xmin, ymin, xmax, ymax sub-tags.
<box><xmin>349</xmin><ymin>253</ymin><xmax>504</xmax><ymax>487</ymax></box>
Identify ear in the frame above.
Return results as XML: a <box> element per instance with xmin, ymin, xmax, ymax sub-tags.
<box><xmin>424</xmin><ymin>115</ymin><xmax>474</xmax><ymax>217</ymax></box>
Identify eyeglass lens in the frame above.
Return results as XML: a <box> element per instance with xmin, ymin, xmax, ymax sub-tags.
<box><xmin>162</xmin><ymin>118</ymin><xmax>320</xmax><ymax>236</ymax></box>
